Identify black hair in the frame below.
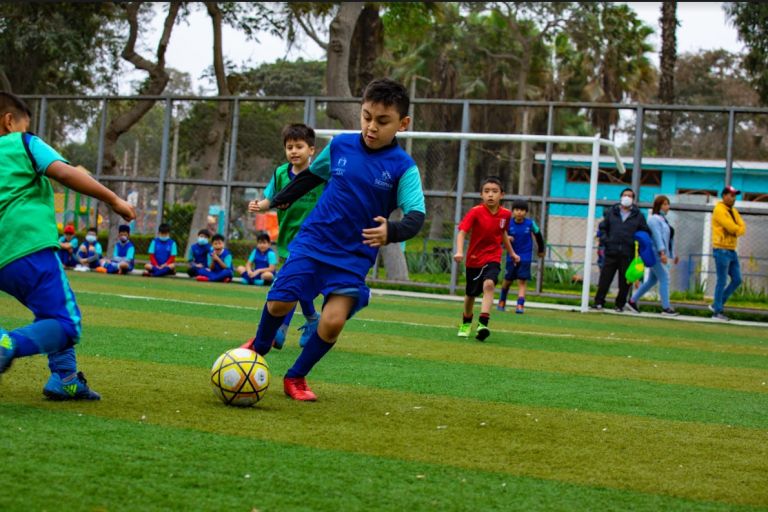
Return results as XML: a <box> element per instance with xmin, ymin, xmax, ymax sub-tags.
<box><xmin>87</xmin><ymin>226</ymin><xmax>97</xmax><ymax>233</ymax></box>
<box><xmin>158</xmin><ymin>223</ymin><xmax>171</xmax><ymax>233</ymax></box>
<box><xmin>0</xmin><ymin>91</ymin><xmax>32</xmax><ymax>120</ymax></box>
<box><xmin>118</xmin><ymin>225</ymin><xmax>131</xmax><ymax>234</ymax></box>
<box><xmin>480</xmin><ymin>176</ymin><xmax>504</xmax><ymax>193</ymax></box>
<box><xmin>211</xmin><ymin>234</ymin><xmax>225</xmax><ymax>243</ymax></box>
<box><xmin>512</xmin><ymin>199</ymin><xmax>529</xmax><ymax>212</ymax></box>
<box><xmin>257</xmin><ymin>234</ymin><xmax>270</xmax><ymax>243</ymax></box>
<box><xmin>197</xmin><ymin>229</ymin><xmax>211</xmax><ymax>237</ymax></box>
<box><xmin>282</xmin><ymin>123</ymin><xmax>315</xmax><ymax>147</ymax></box>
<box><xmin>620</xmin><ymin>187</ymin><xmax>634</xmax><ymax>198</ymax></box>
<box><xmin>362</xmin><ymin>78</ymin><xmax>410</xmax><ymax>119</ymax></box>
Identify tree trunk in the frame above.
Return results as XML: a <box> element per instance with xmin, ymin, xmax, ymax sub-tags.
<box><xmin>658</xmin><ymin>2</ymin><xmax>677</xmax><ymax>157</ymax></box>
<box><xmin>185</xmin><ymin>3</ymin><xmax>232</xmax><ymax>257</ymax></box>
<box><xmin>348</xmin><ymin>5</ymin><xmax>383</xmax><ymax>97</ymax></box>
<box><xmin>325</xmin><ymin>2</ymin><xmax>364</xmax><ymax>128</ymax></box>
<box><xmin>516</xmin><ymin>52</ymin><xmax>533</xmax><ymax>196</ymax></box>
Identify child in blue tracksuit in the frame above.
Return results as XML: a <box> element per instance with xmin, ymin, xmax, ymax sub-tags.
<box><xmin>0</xmin><ymin>91</ymin><xmax>136</xmax><ymax>399</ymax></box>
<box><xmin>75</xmin><ymin>226</ymin><xmax>103</xmax><ymax>271</ymax></box>
<box><xmin>187</xmin><ymin>229</ymin><xmax>212</xmax><ymax>277</ymax></box>
<box><xmin>196</xmin><ymin>234</ymin><xmax>234</xmax><ymax>282</ymax></box>
<box><xmin>237</xmin><ymin>234</ymin><xmax>276</xmax><ymax>285</ymax></box>
<box><xmin>58</xmin><ymin>225</ymin><xmax>78</xmax><ymax>268</ymax></box>
<box><xmin>143</xmin><ymin>223</ymin><xmax>177</xmax><ymax>277</ymax></box>
<box><xmin>97</xmin><ymin>224</ymin><xmax>135</xmax><ymax>274</ymax></box>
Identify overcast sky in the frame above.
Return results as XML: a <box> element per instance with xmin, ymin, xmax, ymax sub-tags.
<box><xmin>124</xmin><ymin>2</ymin><xmax>745</xmax><ymax>94</ymax></box>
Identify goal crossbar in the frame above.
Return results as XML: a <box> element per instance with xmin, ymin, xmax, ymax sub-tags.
<box><xmin>315</xmin><ymin>129</ymin><xmax>624</xmax><ymax>313</ymax></box>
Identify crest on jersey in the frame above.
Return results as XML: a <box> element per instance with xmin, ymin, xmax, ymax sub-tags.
<box><xmin>500</xmin><ymin>219</ymin><xmax>506</xmax><ymax>228</ymax></box>
<box><xmin>338</xmin><ymin>157</ymin><xmax>347</xmax><ymax>167</ymax></box>
<box><xmin>374</xmin><ymin>169</ymin><xmax>394</xmax><ymax>190</ymax></box>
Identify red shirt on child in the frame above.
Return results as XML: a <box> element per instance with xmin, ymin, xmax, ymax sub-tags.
<box><xmin>458</xmin><ymin>204</ymin><xmax>512</xmax><ymax>268</ymax></box>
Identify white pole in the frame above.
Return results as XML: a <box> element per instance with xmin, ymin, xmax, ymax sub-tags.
<box><xmin>581</xmin><ymin>136</ymin><xmax>602</xmax><ymax>313</ymax></box>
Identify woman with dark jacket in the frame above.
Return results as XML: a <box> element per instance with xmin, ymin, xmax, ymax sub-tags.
<box><xmin>591</xmin><ymin>188</ymin><xmax>651</xmax><ymax>312</ymax></box>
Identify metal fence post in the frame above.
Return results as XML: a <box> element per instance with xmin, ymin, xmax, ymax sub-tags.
<box><xmin>449</xmin><ymin>101</ymin><xmax>470</xmax><ymax>295</ymax></box>
<box><xmin>308</xmin><ymin>97</ymin><xmax>317</xmax><ymax>128</ymax></box>
<box><xmin>38</xmin><ymin>97</ymin><xmax>48</xmax><ymax>139</ymax></box>
<box><xmin>155</xmin><ymin>98</ymin><xmax>173</xmax><ymax>234</ymax></box>
<box><xmin>725</xmin><ymin>109</ymin><xmax>735</xmax><ymax>187</ymax></box>
<box><xmin>224</xmin><ymin>99</ymin><xmax>240</xmax><ymax>241</ymax></box>
<box><xmin>631</xmin><ymin>106</ymin><xmax>644</xmax><ymax>198</ymax></box>
<box><xmin>536</xmin><ymin>104</ymin><xmax>554</xmax><ymax>295</ymax></box>
<box><xmin>303</xmin><ymin>97</ymin><xmax>311</xmax><ymax>126</ymax></box>
<box><xmin>92</xmin><ymin>98</ymin><xmax>109</xmax><ymax>228</ymax></box>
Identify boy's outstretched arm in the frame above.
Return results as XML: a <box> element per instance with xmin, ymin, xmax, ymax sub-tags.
<box><xmin>47</xmin><ymin>161</ymin><xmax>136</xmax><ymax>222</ymax></box>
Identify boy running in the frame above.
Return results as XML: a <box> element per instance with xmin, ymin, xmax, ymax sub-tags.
<box><xmin>242</xmin><ymin>78</ymin><xmax>425</xmax><ymax>401</ymax></box>
<box><xmin>454</xmin><ymin>177</ymin><xmax>517</xmax><ymax>341</ymax></box>
<box><xmin>498</xmin><ymin>199</ymin><xmax>545</xmax><ymax>314</ymax></box>
<box><xmin>0</xmin><ymin>91</ymin><xmax>136</xmax><ymax>398</ymax></box>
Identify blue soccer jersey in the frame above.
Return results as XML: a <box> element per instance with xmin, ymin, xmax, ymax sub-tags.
<box><xmin>507</xmin><ymin>218</ymin><xmax>540</xmax><ymax>262</ymax></box>
<box><xmin>188</xmin><ymin>243</ymin><xmax>212</xmax><ymax>266</ymax></box>
<box><xmin>248</xmin><ymin>247</ymin><xmax>276</xmax><ymax>270</ymax></box>
<box><xmin>149</xmin><ymin>238</ymin><xmax>178</xmax><ymax>265</ymax></box>
<box><xmin>207</xmin><ymin>248</ymin><xmax>233</xmax><ymax>271</ymax></box>
<box><xmin>288</xmin><ymin>133</ymin><xmax>425</xmax><ymax>279</ymax></box>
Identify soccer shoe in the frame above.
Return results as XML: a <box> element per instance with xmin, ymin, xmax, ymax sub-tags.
<box><xmin>43</xmin><ymin>372</ymin><xmax>101</xmax><ymax>401</ymax></box>
<box><xmin>196</xmin><ymin>276</ymin><xmax>209</xmax><ymax>282</ymax></box>
<box><xmin>297</xmin><ymin>315</ymin><xmax>320</xmax><ymax>348</ymax></box>
<box><xmin>284</xmin><ymin>377</ymin><xmax>317</xmax><ymax>402</ymax></box>
<box><xmin>515</xmin><ymin>304</ymin><xmax>524</xmax><ymax>314</ymax></box>
<box><xmin>475</xmin><ymin>325</ymin><xmax>491</xmax><ymax>341</ymax></box>
<box><xmin>0</xmin><ymin>331</ymin><xmax>15</xmax><ymax>375</ymax></box>
<box><xmin>273</xmin><ymin>329</ymin><xmax>286</xmax><ymax>350</ymax></box>
<box><xmin>95</xmin><ymin>267</ymin><xmax>107</xmax><ymax>274</ymax></box>
<box><xmin>238</xmin><ymin>338</ymin><xmax>255</xmax><ymax>351</ymax></box>
<box><xmin>142</xmin><ymin>271</ymin><xmax>152</xmax><ymax>277</ymax></box>
<box><xmin>223</xmin><ymin>277</ymin><xmax>231</xmax><ymax>283</ymax></box>
<box><xmin>497</xmin><ymin>300</ymin><xmax>506</xmax><ymax>312</ymax></box>
<box><xmin>457</xmin><ymin>323</ymin><xmax>471</xmax><ymax>337</ymax></box>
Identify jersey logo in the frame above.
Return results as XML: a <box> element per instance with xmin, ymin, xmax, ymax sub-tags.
<box><xmin>374</xmin><ymin>170</ymin><xmax>394</xmax><ymax>190</ymax></box>
<box><xmin>333</xmin><ymin>156</ymin><xmax>347</xmax><ymax>177</ymax></box>
<box><xmin>63</xmin><ymin>384</ymin><xmax>78</xmax><ymax>397</ymax></box>
<box><xmin>500</xmin><ymin>219</ymin><xmax>506</xmax><ymax>228</ymax></box>
<box><xmin>338</xmin><ymin>157</ymin><xmax>347</xmax><ymax>167</ymax></box>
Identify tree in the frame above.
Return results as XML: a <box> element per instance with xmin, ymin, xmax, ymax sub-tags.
<box><xmin>657</xmin><ymin>2</ymin><xmax>678</xmax><ymax>157</ymax></box>
<box><xmin>723</xmin><ymin>2</ymin><xmax>768</xmax><ymax>105</ymax></box>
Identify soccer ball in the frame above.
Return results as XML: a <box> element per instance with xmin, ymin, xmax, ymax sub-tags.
<box><xmin>210</xmin><ymin>348</ymin><xmax>270</xmax><ymax>407</ymax></box>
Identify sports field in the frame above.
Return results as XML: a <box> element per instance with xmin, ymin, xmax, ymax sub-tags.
<box><xmin>1</xmin><ymin>273</ymin><xmax>767</xmax><ymax>512</ymax></box>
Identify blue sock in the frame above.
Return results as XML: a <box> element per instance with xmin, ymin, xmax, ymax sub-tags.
<box><xmin>300</xmin><ymin>299</ymin><xmax>317</xmax><ymax>320</ymax></box>
<box><xmin>499</xmin><ymin>288</ymin><xmax>509</xmax><ymax>304</ymax></box>
<box><xmin>253</xmin><ymin>305</ymin><xmax>287</xmax><ymax>356</ymax></box>
<box><xmin>9</xmin><ymin>319</ymin><xmax>70</xmax><ymax>358</ymax></box>
<box><xmin>518</xmin><ymin>296</ymin><xmax>525</xmax><ymax>306</ymax></box>
<box><xmin>286</xmin><ymin>331</ymin><xmax>334</xmax><ymax>379</ymax></box>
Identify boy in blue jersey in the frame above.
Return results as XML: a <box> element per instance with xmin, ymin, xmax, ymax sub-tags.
<box><xmin>498</xmin><ymin>200</ymin><xmax>545</xmax><ymax>314</ymax></box>
<box><xmin>243</xmin><ymin>78</ymin><xmax>426</xmax><ymax>401</ymax></box>
<box><xmin>196</xmin><ymin>234</ymin><xmax>234</xmax><ymax>282</ymax></box>
<box><xmin>143</xmin><ymin>223</ymin><xmax>177</xmax><ymax>277</ymax></box>
<box><xmin>186</xmin><ymin>229</ymin><xmax>212</xmax><ymax>277</ymax></box>
<box><xmin>0</xmin><ymin>91</ymin><xmax>136</xmax><ymax>398</ymax></box>
<box><xmin>236</xmin><ymin>234</ymin><xmax>276</xmax><ymax>285</ymax></box>
<box><xmin>96</xmin><ymin>224</ymin><xmax>135</xmax><ymax>274</ymax></box>
<box><xmin>74</xmin><ymin>226</ymin><xmax>103</xmax><ymax>271</ymax></box>
<box><xmin>58</xmin><ymin>225</ymin><xmax>78</xmax><ymax>268</ymax></box>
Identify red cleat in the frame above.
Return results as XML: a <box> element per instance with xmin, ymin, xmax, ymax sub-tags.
<box><xmin>196</xmin><ymin>276</ymin><xmax>209</xmax><ymax>282</ymax></box>
<box><xmin>238</xmin><ymin>337</ymin><xmax>255</xmax><ymax>351</ymax></box>
<box><xmin>142</xmin><ymin>271</ymin><xmax>152</xmax><ymax>277</ymax></box>
<box><xmin>283</xmin><ymin>377</ymin><xmax>317</xmax><ymax>401</ymax></box>
<box><xmin>223</xmin><ymin>277</ymin><xmax>231</xmax><ymax>283</ymax></box>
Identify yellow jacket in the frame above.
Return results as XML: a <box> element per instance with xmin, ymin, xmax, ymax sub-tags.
<box><xmin>712</xmin><ymin>201</ymin><xmax>746</xmax><ymax>250</ymax></box>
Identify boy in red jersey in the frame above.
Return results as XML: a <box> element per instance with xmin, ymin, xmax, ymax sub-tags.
<box><xmin>453</xmin><ymin>176</ymin><xmax>518</xmax><ymax>341</ymax></box>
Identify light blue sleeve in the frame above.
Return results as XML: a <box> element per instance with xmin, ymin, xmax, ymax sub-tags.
<box><xmin>397</xmin><ymin>165</ymin><xmax>426</xmax><ymax>215</ymax></box>
<box><xmin>148</xmin><ymin>240</ymin><xmax>156</xmax><ymax>254</ymax></box>
<box><xmin>248</xmin><ymin>249</ymin><xmax>257</xmax><ymax>263</ymax></box>
<box><xmin>171</xmin><ymin>241</ymin><xmax>178</xmax><ymax>257</ymax></box>
<box><xmin>113</xmin><ymin>245</ymin><xmax>119</xmax><ymax>258</ymax></box>
<box><xmin>59</xmin><ymin>236</ymin><xmax>66</xmax><ymax>243</ymax></box>
<box><xmin>264</xmin><ymin>173</ymin><xmax>277</xmax><ymax>200</ymax></box>
<box><xmin>267</xmin><ymin>251</ymin><xmax>277</xmax><ymax>265</ymax></box>
<box><xmin>127</xmin><ymin>246</ymin><xmax>135</xmax><ymax>260</ymax></box>
<box><xmin>71</xmin><ymin>238</ymin><xmax>78</xmax><ymax>248</ymax></box>
<box><xmin>648</xmin><ymin>216</ymin><xmax>665</xmax><ymax>253</ymax></box>
<box><xmin>188</xmin><ymin>246</ymin><xmax>194</xmax><ymax>261</ymax></box>
<box><xmin>26</xmin><ymin>135</ymin><xmax>68</xmax><ymax>175</ymax></box>
<box><xmin>95</xmin><ymin>242</ymin><xmax>103</xmax><ymax>255</ymax></box>
<box><xmin>309</xmin><ymin>144</ymin><xmax>332</xmax><ymax>181</ymax></box>
<box><xmin>531</xmin><ymin>220</ymin><xmax>540</xmax><ymax>234</ymax></box>
<box><xmin>207</xmin><ymin>254</ymin><xmax>212</xmax><ymax>267</ymax></box>
<box><xmin>224</xmin><ymin>254</ymin><xmax>233</xmax><ymax>268</ymax></box>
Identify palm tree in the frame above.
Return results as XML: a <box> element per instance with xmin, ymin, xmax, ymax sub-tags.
<box><xmin>658</xmin><ymin>2</ymin><xmax>678</xmax><ymax>157</ymax></box>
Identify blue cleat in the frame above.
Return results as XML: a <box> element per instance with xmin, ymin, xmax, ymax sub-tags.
<box><xmin>0</xmin><ymin>331</ymin><xmax>15</xmax><ymax>375</ymax></box>
<box><xmin>273</xmin><ymin>328</ymin><xmax>286</xmax><ymax>350</ymax></box>
<box><xmin>43</xmin><ymin>371</ymin><xmax>101</xmax><ymax>401</ymax></box>
<box><xmin>297</xmin><ymin>315</ymin><xmax>320</xmax><ymax>348</ymax></box>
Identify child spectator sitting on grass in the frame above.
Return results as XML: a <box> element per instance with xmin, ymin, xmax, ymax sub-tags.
<box><xmin>196</xmin><ymin>234</ymin><xmax>234</xmax><ymax>283</ymax></box>
<box><xmin>236</xmin><ymin>234</ymin><xmax>276</xmax><ymax>286</ymax></box>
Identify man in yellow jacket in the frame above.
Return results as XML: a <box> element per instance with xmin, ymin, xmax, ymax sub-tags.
<box><xmin>711</xmin><ymin>186</ymin><xmax>746</xmax><ymax>321</ymax></box>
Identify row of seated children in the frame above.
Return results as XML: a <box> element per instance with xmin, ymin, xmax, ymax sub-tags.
<box><xmin>59</xmin><ymin>224</ymin><xmax>135</xmax><ymax>274</ymax></box>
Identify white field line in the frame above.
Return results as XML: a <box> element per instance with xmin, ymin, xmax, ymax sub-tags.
<box><xmin>76</xmin><ymin>290</ymin><xmax>651</xmax><ymax>343</ymax></box>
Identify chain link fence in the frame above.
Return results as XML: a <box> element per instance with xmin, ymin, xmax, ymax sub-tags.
<box><xmin>26</xmin><ymin>94</ymin><xmax>768</xmax><ymax>312</ymax></box>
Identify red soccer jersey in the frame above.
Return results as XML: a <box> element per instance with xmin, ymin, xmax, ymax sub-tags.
<box><xmin>458</xmin><ymin>204</ymin><xmax>512</xmax><ymax>268</ymax></box>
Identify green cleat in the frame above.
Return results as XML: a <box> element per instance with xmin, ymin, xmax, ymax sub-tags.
<box><xmin>457</xmin><ymin>322</ymin><xmax>472</xmax><ymax>337</ymax></box>
<box><xmin>475</xmin><ymin>325</ymin><xmax>490</xmax><ymax>341</ymax></box>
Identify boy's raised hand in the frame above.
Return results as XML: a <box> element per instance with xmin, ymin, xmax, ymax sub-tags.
<box><xmin>362</xmin><ymin>217</ymin><xmax>388</xmax><ymax>247</ymax></box>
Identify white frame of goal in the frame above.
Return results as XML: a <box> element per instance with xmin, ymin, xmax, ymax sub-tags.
<box><xmin>315</xmin><ymin>129</ymin><xmax>627</xmax><ymax>313</ymax></box>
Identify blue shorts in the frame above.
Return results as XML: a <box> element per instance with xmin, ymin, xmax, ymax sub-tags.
<box><xmin>505</xmin><ymin>260</ymin><xmax>532</xmax><ymax>281</ymax></box>
<box><xmin>0</xmin><ymin>249</ymin><xmax>82</xmax><ymax>344</ymax></box>
<box><xmin>267</xmin><ymin>254</ymin><xmax>370</xmax><ymax>319</ymax></box>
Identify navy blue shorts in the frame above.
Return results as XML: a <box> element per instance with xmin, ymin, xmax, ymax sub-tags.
<box><xmin>504</xmin><ymin>260</ymin><xmax>532</xmax><ymax>281</ymax></box>
<box><xmin>267</xmin><ymin>254</ymin><xmax>370</xmax><ymax>319</ymax></box>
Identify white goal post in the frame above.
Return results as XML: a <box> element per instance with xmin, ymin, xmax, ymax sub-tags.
<box><xmin>315</xmin><ymin>129</ymin><xmax>627</xmax><ymax>313</ymax></box>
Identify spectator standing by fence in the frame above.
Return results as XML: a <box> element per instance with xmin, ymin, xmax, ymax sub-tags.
<box><xmin>710</xmin><ymin>186</ymin><xmax>746</xmax><ymax>322</ymax></box>
<box><xmin>591</xmin><ymin>188</ymin><xmax>651</xmax><ymax>312</ymax></box>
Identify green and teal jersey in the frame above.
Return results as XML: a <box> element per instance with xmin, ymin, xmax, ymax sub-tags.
<box><xmin>0</xmin><ymin>132</ymin><xmax>68</xmax><ymax>270</ymax></box>
<box><xmin>264</xmin><ymin>163</ymin><xmax>324</xmax><ymax>259</ymax></box>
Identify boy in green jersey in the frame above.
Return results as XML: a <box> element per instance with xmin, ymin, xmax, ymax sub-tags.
<box><xmin>247</xmin><ymin>123</ymin><xmax>323</xmax><ymax>348</ymax></box>
<box><xmin>0</xmin><ymin>92</ymin><xmax>136</xmax><ymax>399</ymax></box>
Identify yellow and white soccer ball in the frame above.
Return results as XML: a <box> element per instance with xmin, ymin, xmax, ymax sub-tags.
<box><xmin>210</xmin><ymin>348</ymin><xmax>270</xmax><ymax>407</ymax></box>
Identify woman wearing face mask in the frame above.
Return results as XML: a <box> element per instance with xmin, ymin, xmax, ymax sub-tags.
<box><xmin>625</xmin><ymin>196</ymin><xmax>679</xmax><ymax>316</ymax></box>
<box><xmin>591</xmin><ymin>188</ymin><xmax>651</xmax><ymax>312</ymax></box>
